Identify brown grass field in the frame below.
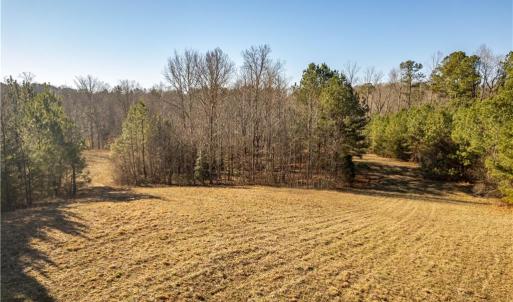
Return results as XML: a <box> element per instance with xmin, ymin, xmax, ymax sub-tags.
<box><xmin>2</xmin><ymin>151</ymin><xmax>513</xmax><ymax>301</ymax></box>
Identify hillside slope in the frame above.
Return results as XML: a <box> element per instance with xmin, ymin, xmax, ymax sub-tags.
<box><xmin>2</xmin><ymin>151</ymin><xmax>512</xmax><ymax>301</ymax></box>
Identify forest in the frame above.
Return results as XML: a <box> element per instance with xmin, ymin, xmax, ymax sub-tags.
<box><xmin>1</xmin><ymin>44</ymin><xmax>512</xmax><ymax>210</ymax></box>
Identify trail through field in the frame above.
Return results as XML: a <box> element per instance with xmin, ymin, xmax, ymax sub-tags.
<box><xmin>2</xmin><ymin>151</ymin><xmax>512</xmax><ymax>301</ymax></box>
<box><xmin>83</xmin><ymin>150</ymin><xmax>116</xmax><ymax>187</ymax></box>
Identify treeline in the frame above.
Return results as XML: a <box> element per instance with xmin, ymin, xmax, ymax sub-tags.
<box><xmin>111</xmin><ymin>46</ymin><xmax>367</xmax><ymax>187</ymax></box>
<box><xmin>356</xmin><ymin>45</ymin><xmax>504</xmax><ymax>114</ymax></box>
<box><xmin>6</xmin><ymin>44</ymin><xmax>494</xmax><ymax>155</ymax></box>
<box><xmin>55</xmin><ymin>77</ymin><xmax>146</xmax><ymax>150</ymax></box>
<box><xmin>2</xmin><ymin>44</ymin><xmax>512</xmax><ymax>207</ymax></box>
<box><xmin>367</xmin><ymin>51</ymin><xmax>513</xmax><ymax>201</ymax></box>
<box><xmin>5</xmin><ymin>45</ymin><xmax>501</xmax><ymax>151</ymax></box>
<box><xmin>1</xmin><ymin>78</ymin><xmax>85</xmax><ymax>210</ymax></box>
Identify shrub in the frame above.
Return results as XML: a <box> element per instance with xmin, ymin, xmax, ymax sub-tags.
<box><xmin>382</xmin><ymin>111</ymin><xmax>410</xmax><ymax>160</ymax></box>
<box><xmin>367</xmin><ymin>111</ymin><xmax>410</xmax><ymax>160</ymax></box>
<box><xmin>453</xmin><ymin>96</ymin><xmax>513</xmax><ymax>201</ymax></box>
<box><xmin>367</xmin><ymin>105</ymin><xmax>465</xmax><ymax>180</ymax></box>
<box><xmin>194</xmin><ymin>150</ymin><xmax>210</xmax><ymax>184</ymax></box>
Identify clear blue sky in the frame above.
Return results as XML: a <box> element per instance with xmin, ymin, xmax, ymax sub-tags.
<box><xmin>2</xmin><ymin>0</ymin><xmax>512</xmax><ymax>88</ymax></box>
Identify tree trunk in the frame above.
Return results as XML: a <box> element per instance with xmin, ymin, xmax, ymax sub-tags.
<box><xmin>71</xmin><ymin>165</ymin><xmax>77</xmax><ymax>196</ymax></box>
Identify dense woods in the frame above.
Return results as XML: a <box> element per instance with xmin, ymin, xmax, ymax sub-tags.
<box><xmin>2</xmin><ymin>44</ymin><xmax>512</xmax><ymax>210</ymax></box>
<box><xmin>1</xmin><ymin>78</ymin><xmax>85</xmax><ymax>210</ymax></box>
<box><xmin>111</xmin><ymin>47</ymin><xmax>367</xmax><ymax>187</ymax></box>
<box><xmin>367</xmin><ymin>51</ymin><xmax>513</xmax><ymax>201</ymax></box>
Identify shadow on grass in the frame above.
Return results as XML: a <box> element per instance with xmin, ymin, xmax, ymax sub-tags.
<box><xmin>352</xmin><ymin>160</ymin><xmax>484</xmax><ymax>206</ymax></box>
<box><xmin>346</xmin><ymin>187</ymin><xmax>489</xmax><ymax>206</ymax></box>
<box><xmin>77</xmin><ymin>185</ymin><xmax>161</xmax><ymax>202</ymax></box>
<box><xmin>1</xmin><ymin>186</ymin><xmax>158</xmax><ymax>302</ymax></box>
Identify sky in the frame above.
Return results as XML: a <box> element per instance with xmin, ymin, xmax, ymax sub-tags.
<box><xmin>1</xmin><ymin>0</ymin><xmax>512</xmax><ymax>88</ymax></box>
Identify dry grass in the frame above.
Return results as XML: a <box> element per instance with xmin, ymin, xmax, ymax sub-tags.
<box><xmin>2</xmin><ymin>151</ymin><xmax>513</xmax><ymax>301</ymax></box>
<box><xmin>83</xmin><ymin>150</ymin><xmax>116</xmax><ymax>187</ymax></box>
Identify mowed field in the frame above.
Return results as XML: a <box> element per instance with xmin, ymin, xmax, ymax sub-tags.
<box><xmin>2</xmin><ymin>151</ymin><xmax>513</xmax><ymax>301</ymax></box>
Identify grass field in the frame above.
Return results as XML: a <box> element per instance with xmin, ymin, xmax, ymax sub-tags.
<box><xmin>2</xmin><ymin>151</ymin><xmax>513</xmax><ymax>301</ymax></box>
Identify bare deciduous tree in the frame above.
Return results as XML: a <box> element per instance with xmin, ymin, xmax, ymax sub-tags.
<box><xmin>198</xmin><ymin>48</ymin><xmax>234</xmax><ymax>183</ymax></box>
<box><xmin>114</xmin><ymin>79</ymin><xmax>141</xmax><ymax>116</ymax></box>
<box><xmin>241</xmin><ymin>45</ymin><xmax>272</xmax><ymax>181</ymax></box>
<box><xmin>343</xmin><ymin>61</ymin><xmax>360</xmax><ymax>86</ymax></box>
<box><xmin>75</xmin><ymin>75</ymin><xmax>107</xmax><ymax>148</ymax></box>
<box><xmin>476</xmin><ymin>44</ymin><xmax>503</xmax><ymax>98</ymax></box>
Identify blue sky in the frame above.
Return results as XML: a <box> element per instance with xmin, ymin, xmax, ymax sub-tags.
<box><xmin>2</xmin><ymin>0</ymin><xmax>512</xmax><ymax>88</ymax></box>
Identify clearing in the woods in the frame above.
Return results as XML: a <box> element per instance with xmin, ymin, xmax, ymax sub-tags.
<box><xmin>2</xmin><ymin>151</ymin><xmax>512</xmax><ymax>301</ymax></box>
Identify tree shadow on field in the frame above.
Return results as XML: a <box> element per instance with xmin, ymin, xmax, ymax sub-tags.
<box><xmin>352</xmin><ymin>159</ymin><xmax>484</xmax><ymax>205</ymax></box>
<box><xmin>77</xmin><ymin>185</ymin><xmax>160</xmax><ymax>203</ymax></box>
<box><xmin>1</xmin><ymin>205</ymin><xmax>83</xmax><ymax>301</ymax></box>
<box><xmin>1</xmin><ymin>186</ymin><xmax>159</xmax><ymax>301</ymax></box>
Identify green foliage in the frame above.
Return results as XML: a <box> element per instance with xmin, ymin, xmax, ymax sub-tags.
<box><xmin>297</xmin><ymin>63</ymin><xmax>338</xmax><ymax>110</ymax></box>
<box><xmin>112</xmin><ymin>102</ymin><xmax>179</xmax><ymax>186</ymax></box>
<box><xmin>400</xmin><ymin>60</ymin><xmax>424</xmax><ymax>81</ymax></box>
<box><xmin>453</xmin><ymin>94</ymin><xmax>513</xmax><ymax>201</ymax></box>
<box><xmin>417</xmin><ymin>137</ymin><xmax>462</xmax><ymax>180</ymax></box>
<box><xmin>319</xmin><ymin>75</ymin><xmax>367</xmax><ymax>181</ymax></box>
<box><xmin>453</xmin><ymin>53</ymin><xmax>513</xmax><ymax>201</ymax></box>
<box><xmin>369</xmin><ymin>57</ymin><xmax>513</xmax><ymax>200</ymax></box>
<box><xmin>399</xmin><ymin>60</ymin><xmax>424</xmax><ymax>107</ymax></box>
<box><xmin>404</xmin><ymin>106</ymin><xmax>432</xmax><ymax>161</ymax></box>
<box><xmin>431</xmin><ymin>51</ymin><xmax>481</xmax><ymax>100</ymax></box>
<box><xmin>365</xmin><ymin>116</ymin><xmax>386</xmax><ymax>153</ymax></box>
<box><xmin>1</xmin><ymin>78</ymin><xmax>85</xmax><ymax>210</ymax></box>
<box><xmin>194</xmin><ymin>150</ymin><xmax>210</xmax><ymax>183</ymax></box>
<box><xmin>298</xmin><ymin>63</ymin><xmax>367</xmax><ymax>184</ymax></box>
<box><xmin>299</xmin><ymin>63</ymin><xmax>336</xmax><ymax>96</ymax></box>
<box><xmin>112</xmin><ymin>101</ymin><xmax>153</xmax><ymax>185</ymax></box>
<box><xmin>408</xmin><ymin>107</ymin><xmax>464</xmax><ymax>179</ymax></box>
<box><xmin>367</xmin><ymin>105</ymin><xmax>464</xmax><ymax>180</ymax></box>
<box><xmin>498</xmin><ymin>51</ymin><xmax>513</xmax><ymax>92</ymax></box>
<box><xmin>319</xmin><ymin>75</ymin><xmax>367</xmax><ymax>156</ymax></box>
<box><xmin>337</xmin><ymin>154</ymin><xmax>355</xmax><ymax>184</ymax></box>
<box><xmin>367</xmin><ymin>111</ymin><xmax>409</xmax><ymax>160</ymax></box>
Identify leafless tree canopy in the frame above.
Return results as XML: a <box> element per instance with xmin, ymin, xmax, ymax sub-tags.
<box><xmin>4</xmin><ymin>44</ymin><xmax>509</xmax><ymax>192</ymax></box>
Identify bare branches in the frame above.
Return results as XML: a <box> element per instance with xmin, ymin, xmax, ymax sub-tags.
<box><xmin>164</xmin><ymin>49</ymin><xmax>200</xmax><ymax>97</ymax></box>
<box><xmin>427</xmin><ymin>51</ymin><xmax>444</xmax><ymax>77</ymax></box>
<box><xmin>114</xmin><ymin>80</ymin><xmax>141</xmax><ymax>115</ymax></box>
<box><xmin>241</xmin><ymin>45</ymin><xmax>272</xmax><ymax>89</ymax></box>
<box><xmin>363</xmin><ymin>66</ymin><xmax>376</xmax><ymax>84</ymax></box>
<box><xmin>74</xmin><ymin>75</ymin><xmax>107</xmax><ymax>96</ymax></box>
<box><xmin>198</xmin><ymin>48</ymin><xmax>234</xmax><ymax>103</ymax></box>
<box><xmin>343</xmin><ymin>61</ymin><xmax>360</xmax><ymax>85</ymax></box>
<box><xmin>476</xmin><ymin>44</ymin><xmax>503</xmax><ymax>97</ymax></box>
<box><xmin>18</xmin><ymin>72</ymin><xmax>35</xmax><ymax>83</ymax></box>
